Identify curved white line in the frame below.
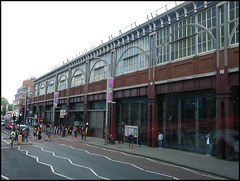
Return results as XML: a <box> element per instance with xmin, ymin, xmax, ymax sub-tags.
<box><xmin>33</xmin><ymin>145</ymin><xmax>109</xmax><ymax>180</ymax></box>
<box><xmin>16</xmin><ymin>146</ymin><xmax>73</xmax><ymax>180</ymax></box>
<box><xmin>60</xmin><ymin>144</ymin><xmax>177</xmax><ymax>180</ymax></box>
<box><xmin>145</xmin><ymin>157</ymin><xmax>158</xmax><ymax>163</ymax></box>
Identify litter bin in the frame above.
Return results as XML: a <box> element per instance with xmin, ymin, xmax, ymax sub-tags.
<box><xmin>18</xmin><ymin>135</ymin><xmax>22</xmax><ymax>143</ymax></box>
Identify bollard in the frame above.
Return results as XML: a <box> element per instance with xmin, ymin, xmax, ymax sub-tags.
<box><xmin>18</xmin><ymin>135</ymin><xmax>22</xmax><ymax>143</ymax></box>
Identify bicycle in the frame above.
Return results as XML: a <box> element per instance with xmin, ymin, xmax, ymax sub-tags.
<box><xmin>10</xmin><ymin>135</ymin><xmax>15</xmax><ymax>148</ymax></box>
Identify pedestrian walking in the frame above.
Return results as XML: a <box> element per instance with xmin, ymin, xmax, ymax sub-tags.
<box><xmin>33</xmin><ymin>128</ymin><xmax>37</xmax><ymax>140</ymax></box>
<box><xmin>206</xmin><ymin>133</ymin><xmax>212</xmax><ymax>156</ymax></box>
<box><xmin>15</xmin><ymin>129</ymin><xmax>18</xmax><ymax>141</ymax></box>
<box><xmin>62</xmin><ymin>126</ymin><xmax>66</xmax><ymax>137</ymax></box>
<box><xmin>157</xmin><ymin>131</ymin><xmax>163</xmax><ymax>149</ymax></box>
<box><xmin>23</xmin><ymin>128</ymin><xmax>29</xmax><ymax>142</ymax></box>
<box><xmin>10</xmin><ymin>130</ymin><xmax>16</xmax><ymax>147</ymax></box>
<box><xmin>22</xmin><ymin>129</ymin><xmax>25</xmax><ymax>142</ymax></box>
<box><xmin>38</xmin><ymin>130</ymin><xmax>42</xmax><ymax>142</ymax></box>
<box><xmin>68</xmin><ymin>126</ymin><xmax>70</xmax><ymax>135</ymax></box>
<box><xmin>65</xmin><ymin>127</ymin><xmax>67</xmax><ymax>135</ymax></box>
<box><xmin>129</xmin><ymin>132</ymin><xmax>134</xmax><ymax>149</ymax></box>
<box><xmin>84</xmin><ymin>126</ymin><xmax>87</xmax><ymax>141</ymax></box>
<box><xmin>81</xmin><ymin>127</ymin><xmax>84</xmax><ymax>140</ymax></box>
<box><xmin>69</xmin><ymin>126</ymin><xmax>72</xmax><ymax>135</ymax></box>
<box><xmin>59</xmin><ymin>125</ymin><xmax>61</xmax><ymax>136</ymax></box>
<box><xmin>25</xmin><ymin>128</ymin><xmax>29</xmax><ymax>142</ymax></box>
<box><xmin>45</xmin><ymin>127</ymin><xmax>51</xmax><ymax>141</ymax></box>
<box><xmin>73</xmin><ymin>127</ymin><xmax>77</xmax><ymax>140</ymax></box>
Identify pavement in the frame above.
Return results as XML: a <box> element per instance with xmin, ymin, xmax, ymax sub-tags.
<box><xmin>15</xmin><ymin>126</ymin><xmax>239</xmax><ymax>180</ymax></box>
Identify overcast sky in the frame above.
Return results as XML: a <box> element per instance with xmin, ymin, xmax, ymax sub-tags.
<box><xmin>2</xmin><ymin>1</ymin><xmax>183</xmax><ymax>104</ymax></box>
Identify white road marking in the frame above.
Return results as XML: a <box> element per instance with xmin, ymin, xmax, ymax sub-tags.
<box><xmin>33</xmin><ymin>145</ymin><xmax>109</xmax><ymax>180</ymax></box>
<box><xmin>16</xmin><ymin>146</ymin><xmax>73</xmax><ymax>180</ymax></box>
<box><xmin>60</xmin><ymin>143</ymin><xmax>177</xmax><ymax>180</ymax></box>
<box><xmin>1</xmin><ymin>175</ymin><xmax>9</xmax><ymax>180</ymax></box>
<box><xmin>63</xmin><ymin>143</ymin><xmax>224</xmax><ymax>180</ymax></box>
<box><xmin>2</xmin><ymin>132</ymin><xmax>223</xmax><ymax>180</ymax></box>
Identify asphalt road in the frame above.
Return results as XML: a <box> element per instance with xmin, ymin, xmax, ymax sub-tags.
<box><xmin>1</xmin><ymin>127</ymin><xmax>221</xmax><ymax>180</ymax></box>
<box><xmin>1</xmin><ymin>139</ymin><xmax>65</xmax><ymax>179</ymax></box>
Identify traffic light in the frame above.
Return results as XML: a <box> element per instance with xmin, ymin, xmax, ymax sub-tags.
<box><xmin>19</xmin><ymin>112</ymin><xmax>23</xmax><ymax>122</ymax></box>
<box><xmin>13</xmin><ymin>113</ymin><xmax>16</xmax><ymax>120</ymax></box>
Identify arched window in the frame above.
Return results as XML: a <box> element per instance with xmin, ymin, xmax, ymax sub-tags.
<box><xmin>47</xmin><ymin>79</ymin><xmax>54</xmax><ymax>94</ymax></box>
<box><xmin>58</xmin><ymin>76</ymin><xmax>67</xmax><ymax>91</ymax></box>
<box><xmin>39</xmin><ymin>83</ymin><xmax>45</xmax><ymax>96</ymax></box>
<box><xmin>34</xmin><ymin>85</ymin><xmax>38</xmax><ymax>97</ymax></box>
<box><xmin>71</xmin><ymin>70</ymin><xmax>85</xmax><ymax>87</ymax></box>
<box><xmin>89</xmin><ymin>56</ymin><xmax>110</xmax><ymax>83</ymax></box>
<box><xmin>116</xmin><ymin>39</ymin><xmax>149</xmax><ymax>76</ymax></box>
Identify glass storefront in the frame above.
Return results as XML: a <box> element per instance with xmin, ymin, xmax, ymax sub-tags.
<box><xmin>69</xmin><ymin>103</ymin><xmax>84</xmax><ymax>127</ymax></box>
<box><xmin>88</xmin><ymin>101</ymin><xmax>106</xmax><ymax>138</ymax></box>
<box><xmin>116</xmin><ymin>97</ymin><xmax>148</xmax><ymax>144</ymax></box>
<box><xmin>46</xmin><ymin>105</ymin><xmax>53</xmax><ymax>126</ymax></box>
<box><xmin>158</xmin><ymin>89</ymin><xmax>217</xmax><ymax>155</ymax></box>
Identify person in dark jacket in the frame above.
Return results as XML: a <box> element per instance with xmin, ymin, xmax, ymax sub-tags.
<box><xmin>38</xmin><ymin>130</ymin><xmax>42</xmax><ymax>142</ymax></box>
<box><xmin>118</xmin><ymin>130</ymin><xmax>124</xmax><ymax>144</ymax></box>
<box><xmin>129</xmin><ymin>132</ymin><xmax>134</xmax><ymax>149</ymax></box>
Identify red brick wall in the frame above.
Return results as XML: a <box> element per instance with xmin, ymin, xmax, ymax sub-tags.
<box><xmin>228</xmin><ymin>47</ymin><xmax>239</xmax><ymax>69</ymax></box>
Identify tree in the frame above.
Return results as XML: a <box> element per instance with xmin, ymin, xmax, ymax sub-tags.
<box><xmin>1</xmin><ymin>97</ymin><xmax>12</xmax><ymax>115</ymax></box>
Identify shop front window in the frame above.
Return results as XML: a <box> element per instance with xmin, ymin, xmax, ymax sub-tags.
<box><xmin>158</xmin><ymin>90</ymin><xmax>216</xmax><ymax>154</ymax></box>
<box><xmin>116</xmin><ymin>98</ymin><xmax>148</xmax><ymax>144</ymax></box>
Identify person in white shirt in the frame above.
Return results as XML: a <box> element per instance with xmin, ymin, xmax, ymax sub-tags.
<box><xmin>206</xmin><ymin>133</ymin><xmax>212</xmax><ymax>156</ymax></box>
<box><xmin>157</xmin><ymin>131</ymin><xmax>163</xmax><ymax>149</ymax></box>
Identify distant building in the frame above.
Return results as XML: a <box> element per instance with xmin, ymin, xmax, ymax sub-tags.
<box><xmin>14</xmin><ymin>77</ymin><xmax>36</xmax><ymax>122</ymax></box>
<box><xmin>30</xmin><ymin>1</ymin><xmax>238</xmax><ymax>160</ymax></box>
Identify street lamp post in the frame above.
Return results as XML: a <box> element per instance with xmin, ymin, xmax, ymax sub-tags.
<box><xmin>53</xmin><ymin>92</ymin><xmax>59</xmax><ymax>132</ymax></box>
<box><xmin>105</xmin><ymin>99</ymin><xmax>108</xmax><ymax>145</ymax></box>
<box><xmin>24</xmin><ymin>92</ymin><xmax>28</xmax><ymax>125</ymax></box>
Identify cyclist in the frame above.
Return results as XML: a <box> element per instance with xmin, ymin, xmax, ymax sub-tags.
<box><xmin>10</xmin><ymin>130</ymin><xmax>16</xmax><ymax>147</ymax></box>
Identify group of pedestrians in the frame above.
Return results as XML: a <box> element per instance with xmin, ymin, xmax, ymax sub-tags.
<box><xmin>32</xmin><ymin>127</ymin><xmax>42</xmax><ymax>142</ymax></box>
<box><xmin>31</xmin><ymin>124</ymin><xmax>89</xmax><ymax>142</ymax></box>
<box><xmin>31</xmin><ymin>124</ymin><xmax>52</xmax><ymax>142</ymax></box>
<box><xmin>58</xmin><ymin>125</ymin><xmax>88</xmax><ymax>141</ymax></box>
<box><xmin>10</xmin><ymin>126</ymin><xmax>29</xmax><ymax>142</ymax></box>
<box><xmin>53</xmin><ymin>125</ymin><xmax>85</xmax><ymax>139</ymax></box>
